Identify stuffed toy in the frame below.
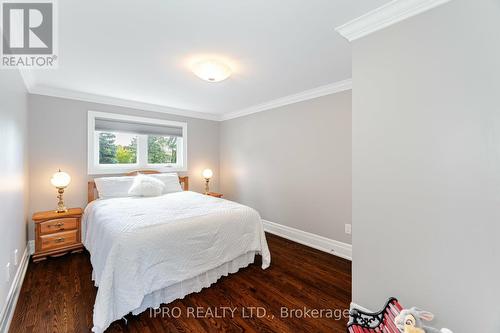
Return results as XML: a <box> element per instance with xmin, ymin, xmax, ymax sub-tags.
<box><xmin>394</xmin><ymin>307</ymin><xmax>453</xmax><ymax>333</ymax></box>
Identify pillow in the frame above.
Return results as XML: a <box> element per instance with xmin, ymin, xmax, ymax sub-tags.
<box><xmin>149</xmin><ymin>173</ymin><xmax>183</xmax><ymax>194</ymax></box>
<box><xmin>128</xmin><ymin>174</ymin><xmax>165</xmax><ymax>197</ymax></box>
<box><xmin>94</xmin><ymin>176</ymin><xmax>136</xmax><ymax>199</ymax></box>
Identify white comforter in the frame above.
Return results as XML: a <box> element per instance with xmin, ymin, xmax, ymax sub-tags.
<box><xmin>83</xmin><ymin>191</ymin><xmax>271</xmax><ymax>333</ymax></box>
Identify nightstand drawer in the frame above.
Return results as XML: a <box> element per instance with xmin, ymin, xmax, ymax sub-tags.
<box><xmin>40</xmin><ymin>218</ymin><xmax>78</xmax><ymax>235</ymax></box>
<box><xmin>40</xmin><ymin>230</ymin><xmax>78</xmax><ymax>251</ymax></box>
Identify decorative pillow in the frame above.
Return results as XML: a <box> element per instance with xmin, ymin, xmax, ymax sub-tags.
<box><xmin>149</xmin><ymin>173</ymin><xmax>183</xmax><ymax>194</ymax></box>
<box><xmin>94</xmin><ymin>176</ymin><xmax>136</xmax><ymax>199</ymax></box>
<box><xmin>128</xmin><ymin>174</ymin><xmax>165</xmax><ymax>197</ymax></box>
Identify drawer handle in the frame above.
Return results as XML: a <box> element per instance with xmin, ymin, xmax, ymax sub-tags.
<box><xmin>53</xmin><ymin>222</ymin><xmax>64</xmax><ymax>227</ymax></box>
<box><xmin>54</xmin><ymin>237</ymin><xmax>65</xmax><ymax>243</ymax></box>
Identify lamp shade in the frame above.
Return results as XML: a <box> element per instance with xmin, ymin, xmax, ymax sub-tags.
<box><xmin>202</xmin><ymin>169</ymin><xmax>213</xmax><ymax>179</ymax></box>
<box><xmin>50</xmin><ymin>170</ymin><xmax>71</xmax><ymax>188</ymax></box>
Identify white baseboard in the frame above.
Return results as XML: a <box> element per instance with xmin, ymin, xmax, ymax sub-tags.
<box><xmin>28</xmin><ymin>240</ymin><xmax>35</xmax><ymax>255</ymax></box>
<box><xmin>262</xmin><ymin>220</ymin><xmax>352</xmax><ymax>260</ymax></box>
<box><xmin>0</xmin><ymin>244</ymin><xmax>30</xmax><ymax>332</ymax></box>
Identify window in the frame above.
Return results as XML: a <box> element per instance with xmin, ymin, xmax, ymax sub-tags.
<box><xmin>88</xmin><ymin>111</ymin><xmax>187</xmax><ymax>174</ymax></box>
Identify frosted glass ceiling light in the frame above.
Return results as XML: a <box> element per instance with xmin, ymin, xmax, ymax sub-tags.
<box><xmin>192</xmin><ymin>60</ymin><xmax>231</xmax><ymax>82</ymax></box>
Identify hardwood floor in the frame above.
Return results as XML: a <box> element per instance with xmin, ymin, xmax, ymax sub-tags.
<box><xmin>10</xmin><ymin>234</ymin><xmax>351</xmax><ymax>333</ymax></box>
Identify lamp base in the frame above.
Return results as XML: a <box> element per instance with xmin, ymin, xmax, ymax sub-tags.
<box><xmin>204</xmin><ymin>178</ymin><xmax>210</xmax><ymax>195</ymax></box>
<box><xmin>56</xmin><ymin>187</ymin><xmax>67</xmax><ymax>213</ymax></box>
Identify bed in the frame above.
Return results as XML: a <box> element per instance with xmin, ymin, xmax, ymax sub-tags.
<box><xmin>83</xmin><ymin>171</ymin><xmax>271</xmax><ymax>333</ymax></box>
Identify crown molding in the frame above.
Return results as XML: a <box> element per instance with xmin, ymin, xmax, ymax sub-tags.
<box><xmin>28</xmin><ymin>84</ymin><xmax>221</xmax><ymax>121</ymax></box>
<box><xmin>19</xmin><ymin>69</ymin><xmax>352</xmax><ymax>122</ymax></box>
<box><xmin>220</xmin><ymin>78</ymin><xmax>352</xmax><ymax>121</ymax></box>
<box><xmin>335</xmin><ymin>0</ymin><xmax>452</xmax><ymax>42</ymax></box>
<box><xmin>20</xmin><ymin>69</ymin><xmax>220</xmax><ymax>121</ymax></box>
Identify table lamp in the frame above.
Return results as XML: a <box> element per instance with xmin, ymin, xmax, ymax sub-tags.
<box><xmin>202</xmin><ymin>168</ymin><xmax>213</xmax><ymax>194</ymax></box>
<box><xmin>50</xmin><ymin>169</ymin><xmax>71</xmax><ymax>213</ymax></box>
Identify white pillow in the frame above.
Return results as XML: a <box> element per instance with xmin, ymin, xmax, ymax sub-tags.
<box><xmin>128</xmin><ymin>174</ymin><xmax>165</xmax><ymax>197</ymax></box>
<box><xmin>94</xmin><ymin>176</ymin><xmax>135</xmax><ymax>199</ymax></box>
<box><xmin>149</xmin><ymin>173</ymin><xmax>183</xmax><ymax>194</ymax></box>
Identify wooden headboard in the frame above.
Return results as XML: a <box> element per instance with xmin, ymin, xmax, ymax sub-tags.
<box><xmin>87</xmin><ymin>170</ymin><xmax>189</xmax><ymax>203</ymax></box>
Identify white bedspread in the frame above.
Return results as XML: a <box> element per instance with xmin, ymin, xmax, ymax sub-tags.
<box><xmin>83</xmin><ymin>191</ymin><xmax>271</xmax><ymax>333</ymax></box>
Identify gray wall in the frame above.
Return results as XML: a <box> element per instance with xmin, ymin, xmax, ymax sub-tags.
<box><xmin>28</xmin><ymin>94</ymin><xmax>220</xmax><ymax>240</ymax></box>
<box><xmin>220</xmin><ymin>92</ymin><xmax>352</xmax><ymax>244</ymax></box>
<box><xmin>352</xmin><ymin>0</ymin><xmax>500</xmax><ymax>331</ymax></box>
<box><xmin>0</xmin><ymin>70</ymin><xmax>28</xmax><ymax>317</ymax></box>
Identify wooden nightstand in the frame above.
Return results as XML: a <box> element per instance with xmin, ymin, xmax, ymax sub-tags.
<box><xmin>32</xmin><ymin>208</ymin><xmax>84</xmax><ymax>262</ymax></box>
<box><xmin>206</xmin><ymin>192</ymin><xmax>223</xmax><ymax>198</ymax></box>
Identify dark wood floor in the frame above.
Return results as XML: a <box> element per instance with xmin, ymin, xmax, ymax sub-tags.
<box><xmin>10</xmin><ymin>234</ymin><xmax>351</xmax><ymax>333</ymax></box>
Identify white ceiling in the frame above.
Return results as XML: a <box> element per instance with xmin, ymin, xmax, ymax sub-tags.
<box><xmin>26</xmin><ymin>0</ymin><xmax>390</xmax><ymax>117</ymax></box>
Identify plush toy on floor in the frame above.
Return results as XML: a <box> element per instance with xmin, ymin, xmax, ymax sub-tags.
<box><xmin>394</xmin><ymin>307</ymin><xmax>453</xmax><ymax>333</ymax></box>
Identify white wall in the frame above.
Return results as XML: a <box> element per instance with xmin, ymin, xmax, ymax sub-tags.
<box><xmin>0</xmin><ymin>69</ymin><xmax>28</xmax><ymax>324</ymax></box>
<box><xmin>220</xmin><ymin>92</ymin><xmax>352</xmax><ymax>244</ymax></box>
<box><xmin>28</xmin><ymin>91</ymin><xmax>353</xmax><ymax>249</ymax></box>
<box><xmin>352</xmin><ymin>0</ymin><xmax>500</xmax><ymax>331</ymax></box>
<box><xmin>28</xmin><ymin>94</ymin><xmax>220</xmax><ymax>240</ymax></box>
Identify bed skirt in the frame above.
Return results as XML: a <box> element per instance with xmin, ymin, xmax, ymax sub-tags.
<box><xmin>129</xmin><ymin>251</ymin><xmax>257</xmax><ymax>316</ymax></box>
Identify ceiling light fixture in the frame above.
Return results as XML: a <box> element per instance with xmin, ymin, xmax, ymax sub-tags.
<box><xmin>192</xmin><ymin>60</ymin><xmax>232</xmax><ymax>82</ymax></box>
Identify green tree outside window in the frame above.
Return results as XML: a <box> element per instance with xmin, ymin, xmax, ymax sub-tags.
<box><xmin>99</xmin><ymin>132</ymin><xmax>117</xmax><ymax>164</ymax></box>
<box><xmin>148</xmin><ymin>136</ymin><xmax>177</xmax><ymax>164</ymax></box>
<box><xmin>99</xmin><ymin>132</ymin><xmax>137</xmax><ymax>164</ymax></box>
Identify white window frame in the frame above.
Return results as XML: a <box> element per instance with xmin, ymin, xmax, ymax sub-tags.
<box><xmin>88</xmin><ymin>111</ymin><xmax>188</xmax><ymax>175</ymax></box>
